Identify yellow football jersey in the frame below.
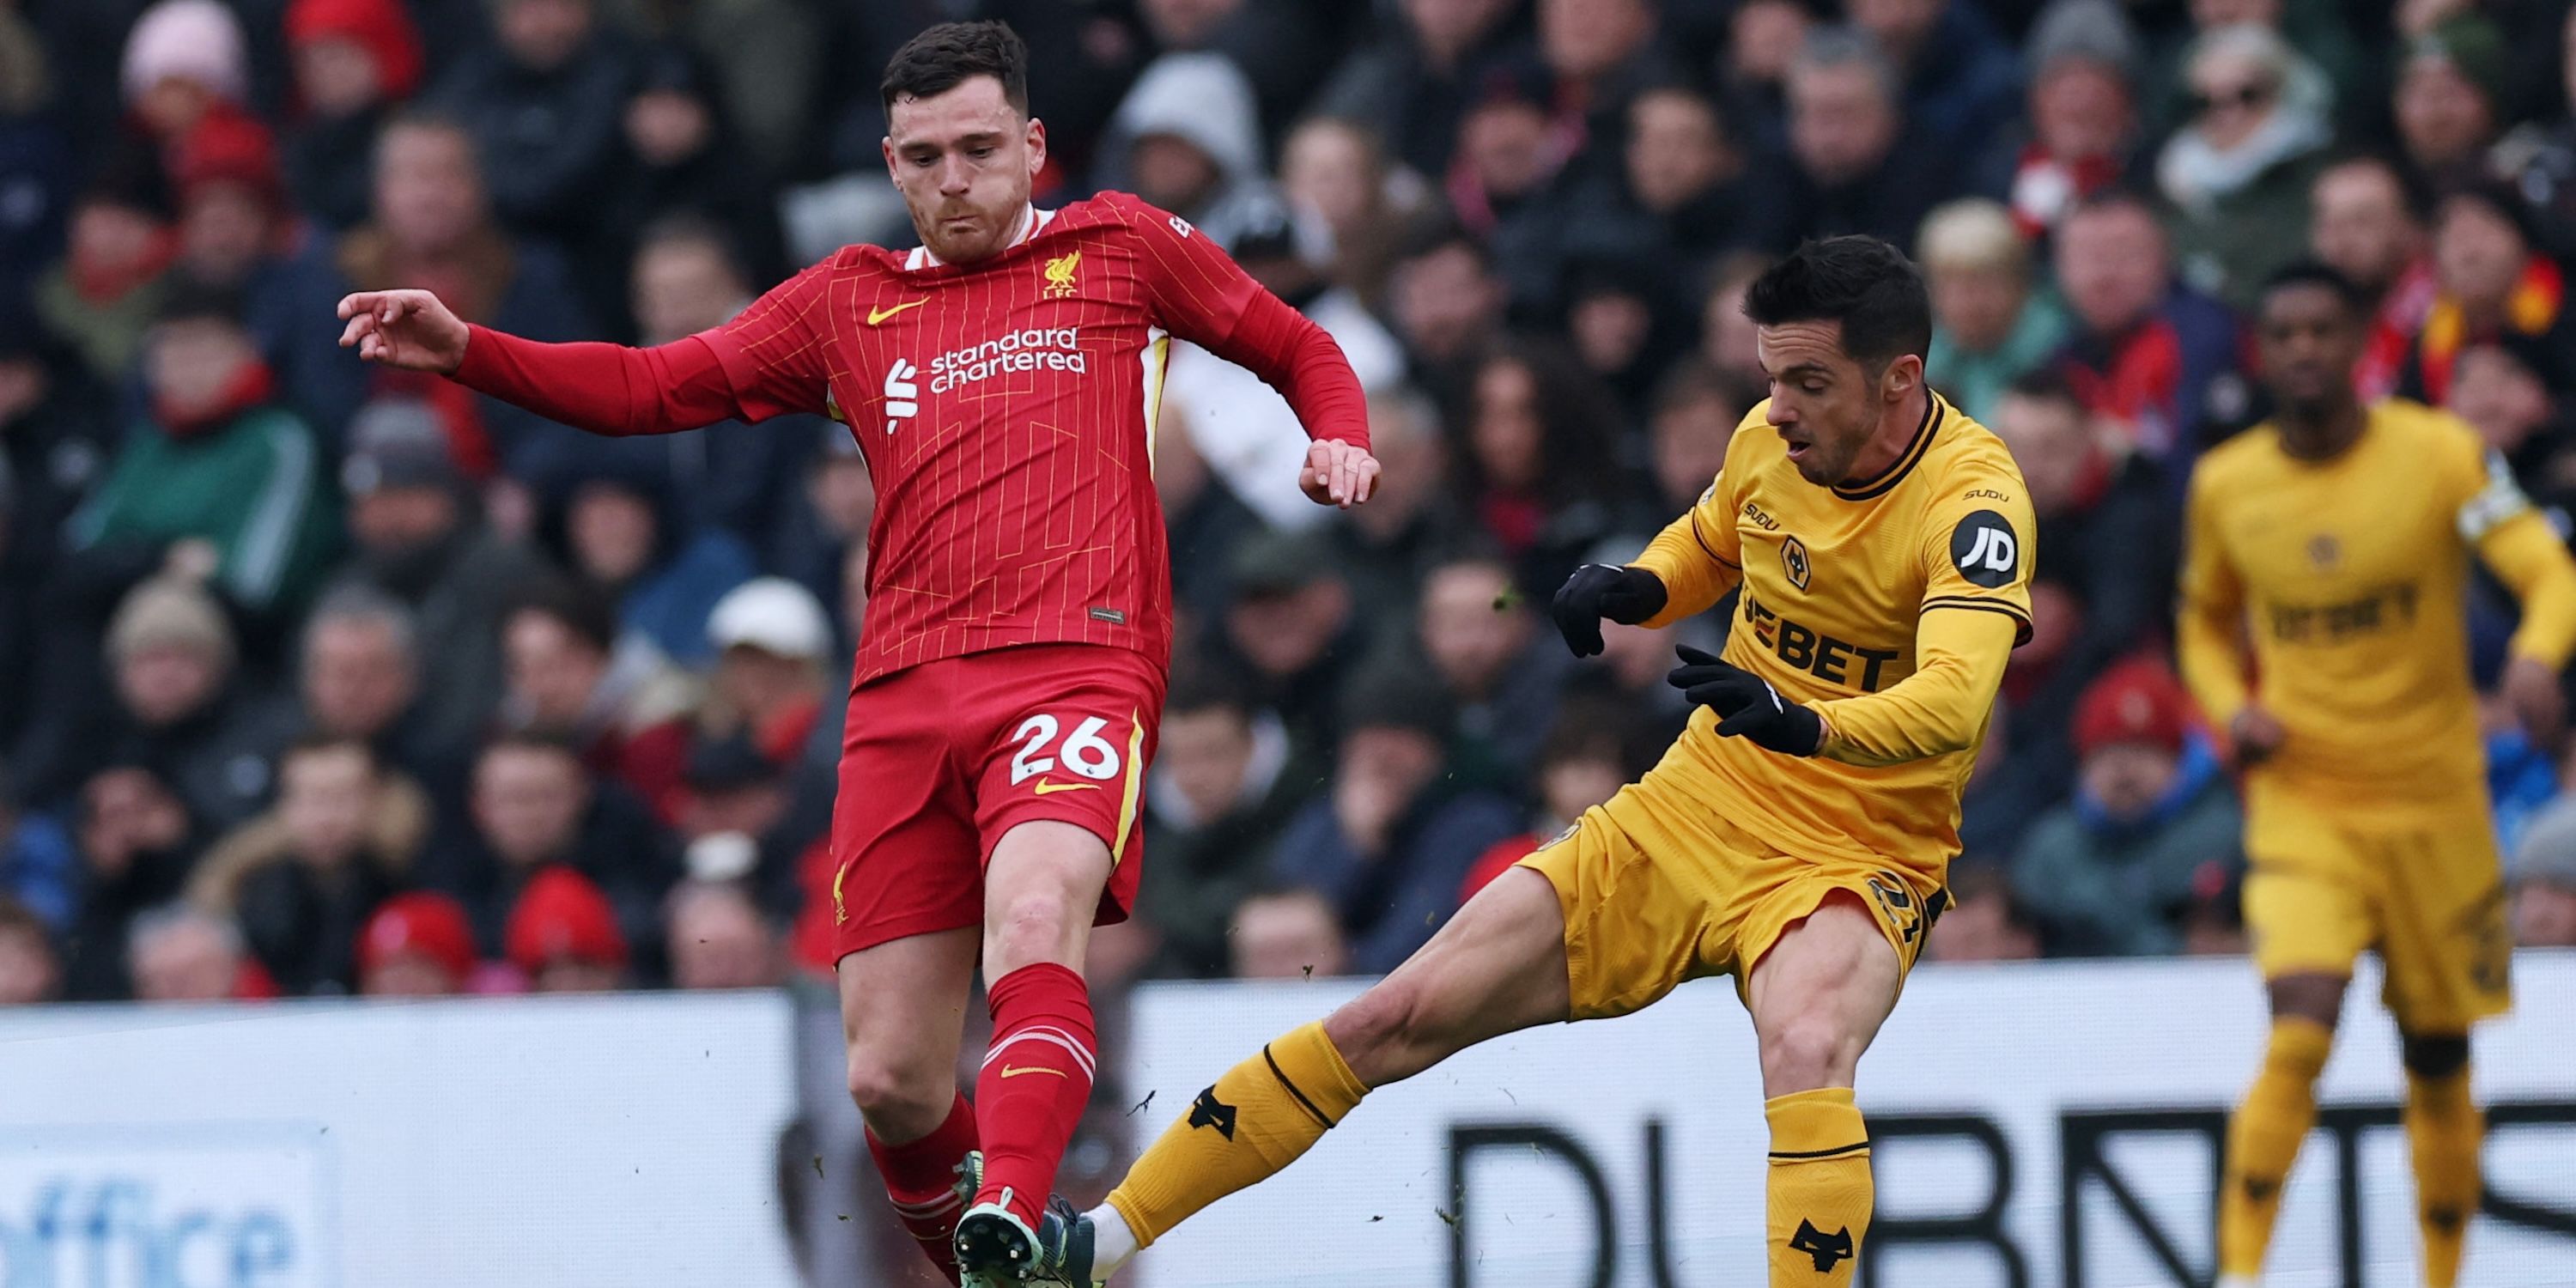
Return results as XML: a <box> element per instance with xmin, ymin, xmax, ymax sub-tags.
<box><xmin>1626</xmin><ymin>392</ymin><xmax>2034</xmax><ymax>878</ymax></box>
<box><xmin>2179</xmin><ymin>399</ymin><xmax>2576</xmax><ymax>811</ymax></box>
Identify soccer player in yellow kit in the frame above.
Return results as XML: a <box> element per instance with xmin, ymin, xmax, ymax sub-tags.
<box><xmin>2181</xmin><ymin>264</ymin><xmax>2576</xmax><ymax>1288</ymax></box>
<box><xmin>1068</xmin><ymin>237</ymin><xmax>2033</xmax><ymax>1287</ymax></box>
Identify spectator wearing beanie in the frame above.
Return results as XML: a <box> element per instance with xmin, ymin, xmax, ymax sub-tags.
<box><xmin>31</xmin><ymin>576</ymin><xmax>299</xmax><ymax>831</ymax></box>
<box><xmin>2008</xmin><ymin>657</ymin><xmax>2243</xmax><ymax>957</ymax></box>
<box><xmin>505</xmin><ymin>863</ymin><xmax>628</xmax><ymax>993</ymax></box>
<box><xmin>2394</xmin><ymin>14</ymin><xmax>2512</xmax><ymax>194</ymax></box>
<box><xmin>70</xmin><ymin>278</ymin><xmax>337</xmax><ymax>616</ymax></box>
<box><xmin>330</xmin><ymin>398</ymin><xmax>551</xmax><ymax>752</ymax></box>
<box><xmin>283</xmin><ymin>0</ymin><xmax>426</xmax><ymax>231</ymax></box>
<box><xmin>119</xmin><ymin>0</ymin><xmax>252</xmax><ymax>157</ymax></box>
<box><xmin>1973</xmin><ymin>0</ymin><xmax>2145</xmax><ymax>240</ymax></box>
<box><xmin>168</xmin><ymin>109</ymin><xmax>293</xmax><ymax>295</ymax></box>
<box><xmin>1268</xmin><ymin>660</ymin><xmax>1522</xmax><ymax>975</ymax></box>
<box><xmin>357</xmin><ymin>890</ymin><xmax>477</xmax><ymax>995</ymax></box>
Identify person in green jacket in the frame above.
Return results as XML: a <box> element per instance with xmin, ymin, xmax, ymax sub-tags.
<box><xmin>71</xmin><ymin>277</ymin><xmax>337</xmax><ymax>615</ymax></box>
<box><xmin>1919</xmin><ymin>197</ymin><xmax>2069</xmax><ymax>425</ymax></box>
<box><xmin>2010</xmin><ymin>656</ymin><xmax>2245</xmax><ymax>957</ymax></box>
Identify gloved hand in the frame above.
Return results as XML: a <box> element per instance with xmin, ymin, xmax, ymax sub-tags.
<box><xmin>1668</xmin><ymin>645</ymin><xmax>1825</xmax><ymax>756</ymax></box>
<box><xmin>1550</xmin><ymin>564</ymin><xmax>1668</xmax><ymax>657</ymax></box>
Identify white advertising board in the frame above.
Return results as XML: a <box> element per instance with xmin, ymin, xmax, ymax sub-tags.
<box><xmin>0</xmin><ymin>993</ymin><xmax>800</xmax><ymax>1288</ymax></box>
<box><xmin>1123</xmin><ymin>953</ymin><xmax>2576</xmax><ymax>1288</ymax></box>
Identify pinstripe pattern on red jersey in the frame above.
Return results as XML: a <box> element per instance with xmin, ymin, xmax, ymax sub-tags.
<box><xmin>700</xmin><ymin>194</ymin><xmax>1252</xmax><ymax>688</ymax></box>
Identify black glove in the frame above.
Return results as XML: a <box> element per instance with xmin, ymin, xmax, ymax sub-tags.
<box><xmin>1668</xmin><ymin>645</ymin><xmax>1825</xmax><ymax>756</ymax></box>
<box><xmin>1550</xmin><ymin>564</ymin><xmax>1668</xmax><ymax>657</ymax></box>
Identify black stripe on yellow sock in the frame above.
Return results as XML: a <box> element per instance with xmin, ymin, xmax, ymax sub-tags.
<box><xmin>1768</xmin><ymin>1140</ymin><xmax>1870</xmax><ymax>1161</ymax></box>
<box><xmin>1261</xmin><ymin>1045</ymin><xmax>1335</xmax><ymax>1129</ymax></box>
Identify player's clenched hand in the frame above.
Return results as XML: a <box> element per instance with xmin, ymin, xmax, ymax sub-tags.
<box><xmin>2502</xmin><ymin>655</ymin><xmax>2567</xmax><ymax>751</ymax></box>
<box><xmin>1550</xmin><ymin>564</ymin><xmax>1668</xmax><ymax>657</ymax></box>
<box><xmin>1300</xmin><ymin>438</ymin><xmax>1380</xmax><ymax>508</ymax></box>
<box><xmin>336</xmin><ymin>289</ymin><xmax>469</xmax><ymax>374</ymax></box>
<box><xmin>1668</xmin><ymin>646</ymin><xmax>1825</xmax><ymax>756</ymax></box>
<box><xmin>2225</xmin><ymin>705</ymin><xmax>2287</xmax><ymax>770</ymax></box>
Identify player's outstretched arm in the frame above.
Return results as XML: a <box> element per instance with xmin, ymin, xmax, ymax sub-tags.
<box><xmin>339</xmin><ymin>289</ymin><xmax>747</xmax><ymax>438</ymax></box>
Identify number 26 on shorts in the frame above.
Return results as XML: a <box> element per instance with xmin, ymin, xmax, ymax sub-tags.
<box><xmin>1008</xmin><ymin>714</ymin><xmax>1122</xmax><ymax>786</ymax></box>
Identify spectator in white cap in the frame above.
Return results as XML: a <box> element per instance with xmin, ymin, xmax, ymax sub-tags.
<box><xmin>121</xmin><ymin>0</ymin><xmax>252</xmax><ymax>150</ymax></box>
<box><xmin>702</xmin><ymin>576</ymin><xmax>832</xmax><ymax>769</ymax></box>
<box><xmin>2511</xmin><ymin>796</ymin><xmax>2576</xmax><ymax>946</ymax></box>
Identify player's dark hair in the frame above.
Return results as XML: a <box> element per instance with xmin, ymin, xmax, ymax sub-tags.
<box><xmin>1741</xmin><ymin>236</ymin><xmax>1933</xmax><ymax>372</ymax></box>
<box><xmin>2257</xmin><ymin>259</ymin><xmax>2367</xmax><ymax>316</ymax></box>
<box><xmin>881</xmin><ymin>21</ymin><xmax>1030</xmax><ymax>117</ymax></box>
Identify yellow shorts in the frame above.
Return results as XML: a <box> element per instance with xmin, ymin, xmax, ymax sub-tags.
<box><xmin>2242</xmin><ymin>784</ymin><xmax>2512</xmax><ymax>1032</ymax></box>
<box><xmin>1517</xmin><ymin>783</ymin><xmax>1946</xmax><ymax>1021</ymax></box>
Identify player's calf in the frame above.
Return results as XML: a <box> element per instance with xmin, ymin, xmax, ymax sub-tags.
<box><xmin>974</xmin><ymin>826</ymin><xmax>1113</xmax><ymax>1232</ymax></box>
<box><xmin>2400</xmin><ymin>1032</ymin><xmax>2479</xmax><ymax>1288</ymax></box>
<box><xmin>1745</xmin><ymin>897</ymin><xmax>1903</xmax><ymax>1287</ymax></box>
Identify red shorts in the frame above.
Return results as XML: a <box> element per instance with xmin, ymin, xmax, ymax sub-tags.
<box><xmin>827</xmin><ymin>643</ymin><xmax>1163</xmax><ymax>960</ymax></box>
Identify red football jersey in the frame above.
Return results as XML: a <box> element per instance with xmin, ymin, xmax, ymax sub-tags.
<box><xmin>698</xmin><ymin>193</ymin><xmax>1322</xmax><ymax>686</ymax></box>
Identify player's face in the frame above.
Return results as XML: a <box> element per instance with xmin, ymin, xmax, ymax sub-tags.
<box><xmin>1757</xmin><ymin>320</ymin><xmax>1889</xmax><ymax>487</ymax></box>
<box><xmin>883</xmin><ymin>75</ymin><xmax>1046</xmax><ymax>265</ymax></box>
<box><xmin>2255</xmin><ymin>283</ymin><xmax>2362</xmax><ymax>418</ymax></box>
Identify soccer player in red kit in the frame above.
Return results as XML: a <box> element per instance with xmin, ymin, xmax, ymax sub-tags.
<box><xmin>335</xmin><ymin>21</ymin><xmax>1377</xmax><ymax>1286</ymax></box>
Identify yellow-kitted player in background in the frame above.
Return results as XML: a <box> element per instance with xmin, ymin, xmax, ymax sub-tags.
<box><xmin>2180</xmin><ymin>264</ymin><xmax>2576</xmax><ymax>1288</ymax></box>
<box><xmin>1072</xmin><ymin>236</ymin><xmax>2032</xmax><ymax>1288</ymax></box>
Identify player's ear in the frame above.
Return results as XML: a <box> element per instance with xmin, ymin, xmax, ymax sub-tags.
<box><xmin>1880</xmin><ymin>353</ymin><xmax>1923</xmax><ymax>404</ymax></box>
<box><xmin>1024</xmin><ymin>117</ymin><xmax>1048</xmax><ymax>178</ymax></box>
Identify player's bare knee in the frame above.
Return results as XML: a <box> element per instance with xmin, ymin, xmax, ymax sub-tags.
<box><xmin>983</xmin><ymin>888</ymin><xmax>1084</xmax><ymax>975</ymax></box>
<box><xmin>2266</xmin><ymin>973</ymin><xmax>2347</xmax><ymax>1031</ymax></box>
<box><xmin>1324</xmin><ymin>981</ymin><xmax>1427</xmax><ymax>1087</ymax></box>
<box><xmin>1759</xmin><ymin>1012</ymin><xmax>1861</xmax><ymax>1095</ymax></box>
<box><xmin>845</xmin><ymin>1047</ymin><xmax>950</xmax><ymax>1133</ymax></box>
<box><xmin>2402</xmin><ymin>1032</ymin><xmax>2470</xmax><ymax>1078</ymax></box>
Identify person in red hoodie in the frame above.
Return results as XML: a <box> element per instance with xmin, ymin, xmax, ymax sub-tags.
<box><xmin>282</xmin><ymin>0</ymin><xmax>425</xmax><ymax>231</ymax></box>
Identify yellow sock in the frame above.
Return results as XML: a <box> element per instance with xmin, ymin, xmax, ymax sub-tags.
<box><xmin>1105</xmin><ymin>1020</ymin><xmax>1368</xmax><ymax>1249</ymax></box>
<box><xmin>2218</xmin><ymin>1017</ymin><xmax>2333</xmax><ymax>1279</ymax></box>
<box><xmin>2405</xmin><ymin>1067</ymin><xmax>2481</xmax><ymax>1288</ymax></box>
<box><xmin>1766</xmin><ymin>1088</ymin><xmax>1871</xmax><ymax>1286</ymax></box>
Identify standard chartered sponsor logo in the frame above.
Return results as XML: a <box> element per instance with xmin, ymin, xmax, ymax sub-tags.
<box><xmin>927</xmin><ymin>327</ymin><xmax>1086</xmax><ymax>394</ymax></box>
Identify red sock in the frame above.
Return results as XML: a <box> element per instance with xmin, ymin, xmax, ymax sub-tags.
<box><xmin>866</xmin><ymin>1091</ymin><xmax>979</xmax><ymax>1284</ymax></box>
<box><xmin>973</xmin><ymin>963</ymin><xmax>1097</xmax><ymax>1226</ymax></box>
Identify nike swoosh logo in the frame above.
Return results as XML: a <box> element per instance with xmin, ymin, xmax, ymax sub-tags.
<box><xmin>1032</xmin><ymin>780</ymin><xmax>1099</xmax><ymax>795</ymax></box>
<box><xmin>867</xmin><ymin>300</ymin><xmax>927</xmax><ymax>325</ymax></box>
<box><xmin>1000</xmin><ymin>1065</ymin><xmax>1068</xmax><ymax>1078</ymax></box>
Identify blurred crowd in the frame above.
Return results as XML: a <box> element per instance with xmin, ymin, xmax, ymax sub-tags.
<box><xmin>7</xmin><ymin>0</ymin><xmax>2576</xmax><ymax>1018</ymax></box>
